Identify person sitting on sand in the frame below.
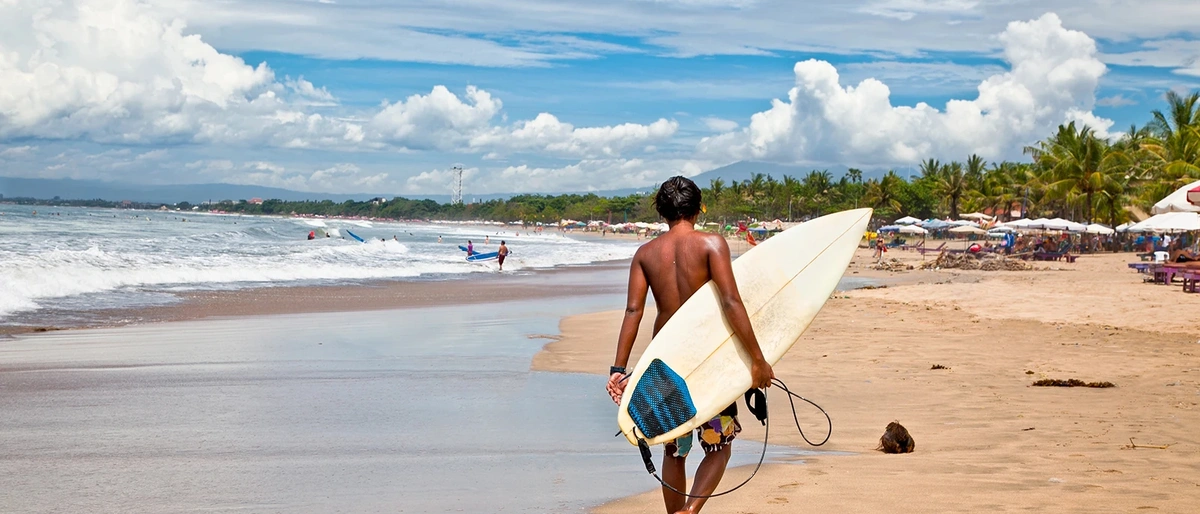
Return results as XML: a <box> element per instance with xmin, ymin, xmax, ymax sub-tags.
<box><xmin>497</xmin><ymin>241</ymin><xmax>510</xmax><ymax>270</ymax></box>
<box><xmin>606</xmin><ymin>176</ymin><xmax>773</xmax><ymax>514</ymax></box>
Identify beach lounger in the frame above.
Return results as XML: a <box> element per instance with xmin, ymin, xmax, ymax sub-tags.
<box><xmin>1146</xmin><ymin>263</ymin><xmax>1167</xmax><ymax>284</ymax></box>
<box><xmin>916</xmin><ymin>242</ymin><xmax>947</xmax><ymax>255</ymax></box>
<box><xmin>1181</xmin><ymin>270</ymin><xmax>1199</xmax><ymax>293</ymax></box>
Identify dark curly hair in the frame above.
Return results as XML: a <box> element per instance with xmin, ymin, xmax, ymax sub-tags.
<box><xmin>654</xmin><ymin>176</ymin><xmax>702</xmax><ymax>221</ymax></box>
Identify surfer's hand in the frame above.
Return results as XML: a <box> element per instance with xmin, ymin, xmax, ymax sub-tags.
<box><xmin>751</xmin><ymin>360</ymin><xmax>774</xmax><ymax>389</ymax></box>
<box><xmin>606</xmin><ymin>372</ymin><xmax>627</xmax><ymax>404</ymax></box>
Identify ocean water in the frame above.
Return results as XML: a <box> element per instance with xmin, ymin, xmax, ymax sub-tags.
<box><xmin>0</xmin><ymin>204</ymin><xmax>640</xmax><ymax>322</ymax></box>
<box><xmin>0</xmin><ymin>291</ymin><xmax>822</xmax><ymax>513</ymax></box>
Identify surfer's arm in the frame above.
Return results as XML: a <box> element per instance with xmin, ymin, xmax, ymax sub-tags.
<box><xmin>614</xmin><ymin>257</ymin><xmax>648</xmax><ymax>369</ymax></box>
<box><xmin>608</xmin><ymin>257</ymin><xmax>648</xmax><ymax>403</ymax></box>
<box><xmin>708</xmin><ymin>236</ymin><xmax>774</xmax><ymax>388</ymax></box>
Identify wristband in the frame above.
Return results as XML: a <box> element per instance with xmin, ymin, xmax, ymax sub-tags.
<box><xmin>610</xmin><ymin>366</ymin><xmax>626</xmax><ymax>375</ymax></box>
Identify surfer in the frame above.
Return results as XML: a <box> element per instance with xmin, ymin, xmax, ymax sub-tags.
<box><xmin>466</xmin><ymin>240</ymin><xmax>474</xmax><ymax>256</ymax></box>
<box><xmin>497</xmin><ymin>241</ymin><xmax>509</xmax><ymax>270</ymax></box>
<box><xmin>606</xmin><ymin>176</ymin><xmax>774</xmax><ymax>514</ymax></box>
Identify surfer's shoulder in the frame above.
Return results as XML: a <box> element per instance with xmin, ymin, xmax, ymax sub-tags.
<box><xmin>695</xmin><ymin>230</ymin><xmax>727</xmax><ymax>248</ymax></box>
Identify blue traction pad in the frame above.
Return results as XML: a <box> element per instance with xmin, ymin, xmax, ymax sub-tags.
<box><xmin>628</xmin><ymin>359</ymin><xmax>697</xmax><ymax>439</ymax></box>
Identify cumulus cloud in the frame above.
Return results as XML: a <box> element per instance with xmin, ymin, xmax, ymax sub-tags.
<box><xmin>370</xmin><ymin>86</ymin><xmax>502</xmax><ymax>151</ymax></box>
<box><xmin>697</xmin><ymin>13</ymin><xmax>1112</xmax><ymax>166</ymax></box>
<box><xmin>0</xmin><ymin>0</ymin><xmax>671</xmax><ymax>161</ymax></box>
<box><xmin>472</xmin><ymin>114</ymin><xmax>678</xmax><ymax>159</ymax></box>
<box><xmin>368</xmin><ymin>87</ymin><xmax>677</xmax><ymax>158</ymax></box>
<box><xmin>0</xmin><ymin>0</ymin><xmax>279</xmax><ymax>143</ymax></box>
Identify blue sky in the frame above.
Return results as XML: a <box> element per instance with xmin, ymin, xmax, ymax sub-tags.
<box><xmin>1</xmin><ymin>0</ymin><xmax>1199</xmax><ymax>195</ymax></box>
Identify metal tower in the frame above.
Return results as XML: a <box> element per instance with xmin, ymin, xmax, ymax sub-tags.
<box><xmin>450</xmin><ymin>165</ymin><xmax>464</xmax><ymax>205</ymax></box>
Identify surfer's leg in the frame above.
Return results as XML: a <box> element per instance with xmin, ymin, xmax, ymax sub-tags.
<box><xmin>677</xmin><ymin>443</ymin><xmax>731</xmax><ymax>513</ymax></box>
<box><xmin>676</xmin><ymin>414</ymin><xmax>742</xmax><ymax>513</ymax></box>
<box><xmin>661</xmin><ymin>438</ymin><xmax>691</xmax><ymax>513</ymax></box>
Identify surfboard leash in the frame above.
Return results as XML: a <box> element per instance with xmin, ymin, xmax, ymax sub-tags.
<box><xmin>629</xmin><ymin>378</ymin><xmax>831</xmax><ymax>500</ymax></box>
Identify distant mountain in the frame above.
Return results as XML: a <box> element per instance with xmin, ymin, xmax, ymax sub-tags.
<box><xmin>0</xmin><ymin>176</ymin><xmax>650</xmax><ymax>205</ymax></box>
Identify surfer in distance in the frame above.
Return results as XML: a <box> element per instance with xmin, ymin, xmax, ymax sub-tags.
<box><xmin>497</xmin><ymin>240</ymin><xmax>509</xmax><ymax>271</ymax></box>
<box><xmin>606</xmin><ymin>176</ymin><xmax>774</xmax><ymax>514</ymax></box>
<box><xmin>466</xmin><ymin>240</ymin><xmax>474</xmax><ymax>256</ymax></box>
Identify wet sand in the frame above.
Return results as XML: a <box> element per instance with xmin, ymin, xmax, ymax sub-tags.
<box><xmin>1</xmin><ymin>263</ymin><xmax>631</xmax><ymax>337</ymax></box>
<box><xmin>536</xmin><ymin>249</ymin><xmax>1200</xmax><ymax>513</ymax></box>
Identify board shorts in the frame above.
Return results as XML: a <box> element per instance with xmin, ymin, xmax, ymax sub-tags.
<box><xmin>498</xmin><ymin>254</ymin><xmax>506</xmax><ymax>265</ymax></box>
<box><xmin>664</xmin><ymin>403</ymin><xmax>740</xmax><ymax>458</ymax></box>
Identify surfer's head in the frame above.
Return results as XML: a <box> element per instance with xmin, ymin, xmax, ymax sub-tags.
<box><xmin>654</xmin><ymin>176</ymin><xmax>702</xmax><ymax>221</ymax></box>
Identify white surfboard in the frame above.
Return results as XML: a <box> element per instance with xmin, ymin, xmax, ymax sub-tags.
<box><xmin>617</xmin><ymin>208</ymin><xmax>872</xmax><ymax>446</ymax></box>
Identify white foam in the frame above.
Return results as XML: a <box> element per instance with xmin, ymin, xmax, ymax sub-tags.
<box><xmin>0</xmin><ymin>206</ymin><xmax>638</xmax><ymax>319</ymax></box>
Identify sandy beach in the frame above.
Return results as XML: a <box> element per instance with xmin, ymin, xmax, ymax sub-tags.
<box><xmin>6</xmin><ymin>240</ymin><xmax>1200</xmax><ymax>512</ymax></box>
<box><xmin>535</xmin><ymin>248</ymin><xmax>1200</xmax><ymax>513</ymax></box>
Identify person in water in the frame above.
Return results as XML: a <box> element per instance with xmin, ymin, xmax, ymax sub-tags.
<box><xmin>606</xmin><ymin>176</ymin><xmax>773</xmax><ymax>514</ymax></box>
<box><xmin>466</xmin><ymin>240</ymin><xmax>474</xmax><ymax>256</ymax></box>
<box><xmin>497</xmin><ymin>240</ymin><xmax>509</xmax><ymax>270</ymax></box>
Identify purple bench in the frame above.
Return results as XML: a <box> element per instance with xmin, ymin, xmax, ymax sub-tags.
<box><xmin>1182</xmin><ymin>270</ymin><xmax>1199</xmax><ymax>293</ymax></box>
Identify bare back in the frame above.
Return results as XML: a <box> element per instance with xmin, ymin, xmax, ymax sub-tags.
<box><xmin>633</xmin><ymin>227</ymin><xmax>724</xmax><ymax>335</ymax></box>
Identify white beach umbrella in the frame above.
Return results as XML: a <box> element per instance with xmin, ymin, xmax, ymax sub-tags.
<box><xmin>949</xmin><ymin>225</ymin><xmax>988</xmax><ymax>235</ymax></box>
<box><xmin>1049</xmin><ymin>218</ymin><xmax>1088</xmax><ymax>232</ymax></box>
<box><xmin>1128</xmin><ymin>212</ymin><xmax>1200</xmax><ymax>232</ymax></box>
<box><xmin>898</xmin><ymin>225</ymin><xmax>929</xmax><ymax>234</ymax></box>
<box><xmin>1151</xmin><ymin>179</ymin><xmax>1200</xmax><ymax>214</ymax></box>
<box><xmin>1115</xmin><ymin>222</ymin><xmax>1134</xmax><ymax>232</ymax></box>
<box><xmin>1084</xmin><ymin>223</ymin><xmax>1115</xmax><ymax>235</ymax></box>
<box><xmin>988</xmin><ymin>225</ymin><xmax>1016</xmax><ymax>233</ymax></box>
<box><xmin>894</xmin><ymin>215</ymin><xmax>922</xmax><ymax>225</ymax></box>
<box><xmin>960</xmin><ymin>212</ymin><xmax>993</xmax><ymax>221</ymax></box>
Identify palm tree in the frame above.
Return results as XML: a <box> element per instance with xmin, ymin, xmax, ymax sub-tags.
<box><xmin>803</xmin><ymin>170</ymin><xmax>833</xmax><ymax>216</ymax></box>
<box><xmin>707</xmin><ymin>178</ymin><xmax>725</xmax><ymax>214</ymax></box>
<box><xmin>1141</xmin><ymin>91</ymin><xmax>1200</xmax><ymax>206</ymax></box>
<box><xmin>846</xmin><ymin>168</ymin><xmax>863</xmax><ymax>207</ymax></box>
<box><xmin>864</xmin><ymin>170</ymin><xmax>904</xmax><ymax>216</ymax></box>
<box><xmin>919</xmin><ymin>158</ymin><xmax>942</xmax><ymax>180</ymax></box>
<box><xmin>1025</xmin><ymin>122</ymin><xmax>1130</xmax><ymax>223</ymax></box>
<box><xmin>781</xmin><ymin>175</ymin><xmax>801</xmax><ymax>220</ymax></box>
<box><xmin>933</xmin><ymin>161</ymin><xmax>969</xmax><ymax>220</ymax></box>
<box><xmin>964</xmin><ymin>154</ymin><xmax>986</xmax><ymax>190</ymax></box>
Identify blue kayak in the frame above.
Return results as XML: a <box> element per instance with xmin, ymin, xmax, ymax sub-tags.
<box><xmin>465</xmin><ymin>251</ymin><xmax>499</xmax><ymax>262</ymax></box>
<box><xmin>346</xmin><ymin>230</ymin><xmax>365</xmax><ymax>243</ymax></box>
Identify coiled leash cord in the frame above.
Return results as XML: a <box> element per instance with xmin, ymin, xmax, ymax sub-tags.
<box><xmin>629</xmin><ymin>378</ymin><xmax>832</xmax><ymax>499</ymax></box>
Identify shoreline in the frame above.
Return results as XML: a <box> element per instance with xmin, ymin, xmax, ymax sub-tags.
<box><xmin>533</xmin><ymin>248</ymin><xmax>1200</xmax><ymax>513</ymax></box>
<box><xmin>1</xmin><ymin>261</ymin><xmax>632</xmax><ymax>338</ymax></box>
